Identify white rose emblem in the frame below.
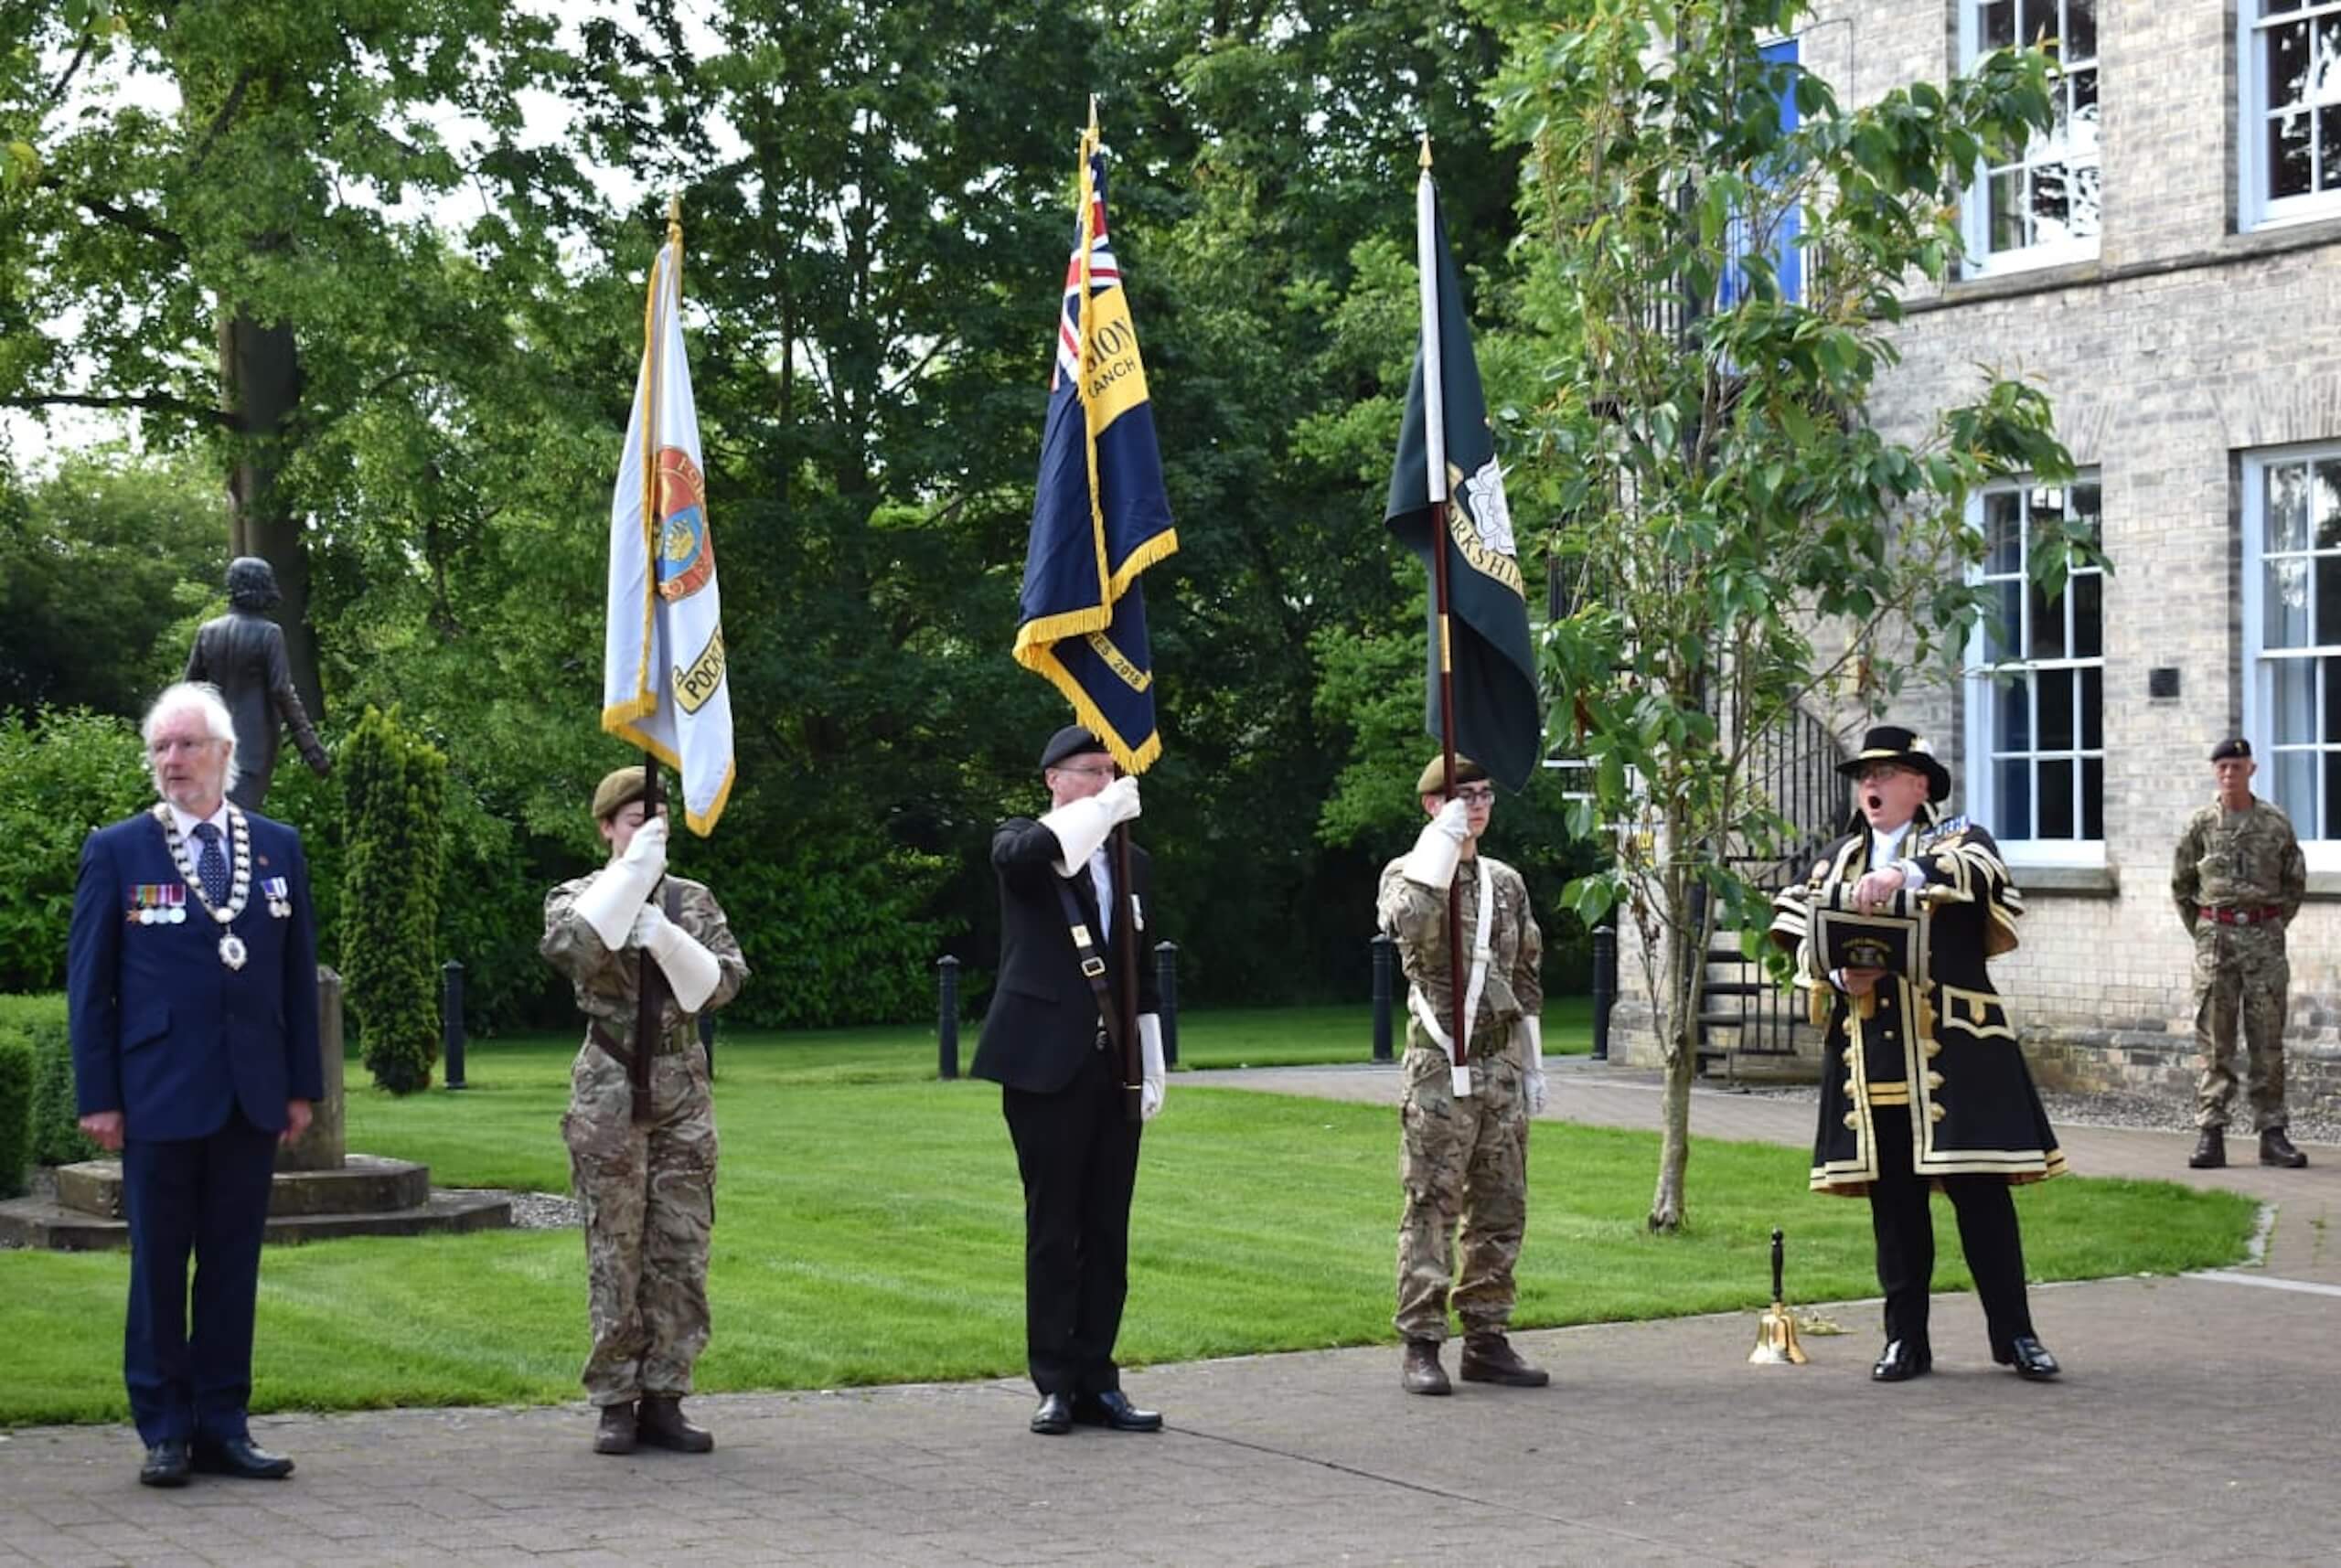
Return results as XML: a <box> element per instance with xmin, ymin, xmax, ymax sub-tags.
<box><xmin>1463</xmin><ymin>457</ymin><xmax>1516</xmax><ymax>559</ymax></box>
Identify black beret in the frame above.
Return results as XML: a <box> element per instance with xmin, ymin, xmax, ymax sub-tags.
<box><xmin>1040</xmin><ymin>725</ymin><xmax>1111</xmax><ymax>770</ymax></box>
<box><xmin>2210</xmin><ymin>737</ymin><xmax>2252</xmax><ymax>763</ymax></box>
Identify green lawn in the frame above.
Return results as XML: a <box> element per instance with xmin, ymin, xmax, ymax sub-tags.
<box><xmin>0</xmin><ymin>1023</ymin><xmax>2256</xmax><ymax>1426</ymax></box>
<box><xmin>1170</xmin><ymin>997</ymin><xmax>1596</xmax><ymax>1069</ymax></box>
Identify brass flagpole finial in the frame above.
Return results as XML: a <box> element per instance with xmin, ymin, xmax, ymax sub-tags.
<box><xmin>1418</xmin><ymin>133</ymin><xmax>1433</xmax><ymax>170</ymax></box>
<box><xmin>666</xmin><ymin>194</ymin><xmax>682</xmax><ymax>248</ymax></box>
<box><xmin>1088</xmin><ymin>94</ymin><xmax>1099</xmax><ymax>135</ymax></box>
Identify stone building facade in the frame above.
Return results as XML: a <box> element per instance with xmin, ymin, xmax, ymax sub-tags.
<box><xmin>1610</xmin><ymin>2</ymin><xmax>2341</xmax><ymax>1115</ymax></box>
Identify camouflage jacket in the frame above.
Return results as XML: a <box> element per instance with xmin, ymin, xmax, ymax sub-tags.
<box><xmin>1376</xmin><ymin>850</ymin><xmax>1542</xmax><ymax>1051</ymax></box>
<box><xmin>2172</xmin><ymin>796</ymin><xmax>2305</xmax><ymax>931</ymax></box>
<box><xmin>541</xmin><ymin>873</ymin><xmax>748</xmax><ymax>1051</ymax></box>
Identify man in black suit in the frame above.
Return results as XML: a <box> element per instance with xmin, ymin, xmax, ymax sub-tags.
<box><xmin>69</xmin><ymin>682</ymin><xmax>324</xmax><ymax>1487</ymax></box>
<box><xmin>973</xmin><ymin>725</ymin><xmax>1167</xmax><ymax>1435</ymax></box>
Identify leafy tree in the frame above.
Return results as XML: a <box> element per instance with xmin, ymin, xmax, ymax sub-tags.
<box><xmin>0</xmin><ymin>0</ymin><xmax>592</xmax><ymax>712</ymax></box>
<box><xmin>0</xmin><ymin>448</ymin><xmax>224</xmax><ymax>718</ymax></box>
<box><xmin>1487</xmin><ymin>0</ymin><xmax>2096</xmax><ymax>1228</ymax></box>
<box><xmin>0</xmin><ymin>708</ymin><xmax>151</xmax><ymax>994</ymax></box>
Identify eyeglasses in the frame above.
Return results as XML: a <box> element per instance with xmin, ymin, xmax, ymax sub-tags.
<box><xmin>1855</xmin><ymin>763</ymin><xmax>1915</xmax><ymax>785</ymax></box>
<box><xmin>1451</xmin><ymin>785</ymin><xmax>1496</xmax><ymax>805</ymax></box>
<box><xmin>1051</xmin><ymin>763</ymin><xmax>1118</xmax><ymax>780</ymax></box>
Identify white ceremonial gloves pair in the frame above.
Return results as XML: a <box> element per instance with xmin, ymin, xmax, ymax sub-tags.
<box><xmin>1400</xmin><ymin>796</ymin><xmax>1471</xmax><ymax>891</ymax></box>
<box><xmin>1139</xmin><ymin>1012</ymin><xmax>1167</xmax><ymax>1122</ymax></box>
<box><xmin>1518</xmin><ymin>1016</ymin><xmax>1547</xmax><ymax>1116</ymax></box>
<box><xmin>572</xmin><ymin>815</ymin><xmax>669</xmax><ymax>949</ymax></box>
<box><xmin>1042</xmin><ymin>774</ymin><xmax>1142</xmax><ymax>874</ymax></box>
<box><xmin>629</xmin><ymin>902</ymin><xmax>722</xmax><ymax>1013</ymax></box>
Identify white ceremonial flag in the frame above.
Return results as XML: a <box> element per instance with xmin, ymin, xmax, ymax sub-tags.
<box><xmin>602</xmin><ymin>218</ymin><xmax>735</xmax><ymax>835</ymax></box>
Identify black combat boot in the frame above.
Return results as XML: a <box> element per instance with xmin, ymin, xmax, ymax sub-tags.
<box><xmin>593</xmin><ymin>1401</ymin><xmax>637</xmax><ymax>1456</ymax></box>
<box><xmin>2188</xmin><ymin>1127</ymin><xmax>2225</xmax><ymax>1169</ymax></box>
<box><xmin>636</xmin><ymin>1394</ymin><xmax>715</xmax><ymax>1453</ymax></box>
<box><xmin>1459</xmin><ymin>1332</ymin><xmax>1551</xmax><ymax>1387</ymax></box>
<box><xmin>1401</xmin><ymin>1339</ymin><xmax>1451</xmax><ymax>1395</ymax></box>
<box><xmin>2260</xmin><ymin>1127</ymin><xmax>2310</xmax><ymax>1168</ymax></box>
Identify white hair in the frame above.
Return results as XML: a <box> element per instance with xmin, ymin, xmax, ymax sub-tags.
<box><xmin>142</xmin><ymin>681</ymin><xmax>241</xmax><ymax>798</ymax></box>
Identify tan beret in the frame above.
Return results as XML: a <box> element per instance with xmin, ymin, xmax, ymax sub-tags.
<box><xmin>1415</xmin><ymin>752</ymin><xmax>1489</xmax><ymax>796</ymax></box>
<box><xmin>591</xmin><ymin>766</ymin><xmax>657</xmax><ymax>823</ymax></box>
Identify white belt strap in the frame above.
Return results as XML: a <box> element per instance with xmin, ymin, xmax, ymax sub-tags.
<box><xmin>1405</xmin><ymin>856</ymin><xmax>1495</xmax><ymax>1097</ymax></box>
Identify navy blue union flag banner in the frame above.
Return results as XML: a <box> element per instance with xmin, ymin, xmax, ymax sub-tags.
<box><xmin>1385</xmin><ymin>166</ymin><xmax>1541</xmax><ymax>793</ymax></box>
<box><xmin>1012</xmin><ymin>116</ymin><xmax>1179</xmax><ymax>774</ymax></box>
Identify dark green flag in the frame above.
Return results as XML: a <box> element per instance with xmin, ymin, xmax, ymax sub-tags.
<box><xmin>1384</xmin><ymin>180</ymin><xmax>1541</xmax><ymax>792</ymax></box>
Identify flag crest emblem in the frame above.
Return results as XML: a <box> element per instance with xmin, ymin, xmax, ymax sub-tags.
<box><xmin>657</xmin><ymin>448</ymin><xmax>714</xmax><ymax>602</ymax></box>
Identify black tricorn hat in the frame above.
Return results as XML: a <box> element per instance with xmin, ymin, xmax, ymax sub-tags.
<box><xmin>2210</xmin><ymin>736</ymin><xmax>2252</xmax><ymax>763</ymax></box>
<box><xmin>1838</xmin><ymin>724</ymin><xmax>1951</xmax><ymax>804</ymax></box>
<box><xmin>1039</xmin><ymin>724</ymin><xmax>1111</xmax><ymax>771</ymax></box>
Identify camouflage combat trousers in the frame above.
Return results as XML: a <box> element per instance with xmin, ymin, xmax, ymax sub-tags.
<box><xmin>2193</xmin><ymin>923</ymin><xmax>2292</xmax><ymax>1132</ymax></box>
<box><xmin>561</xmin><ymin>1039</ymin><xmax>719</xmax><ymax>1405</ymax></box>
<box><xmin>1395</xmin><ymin>1033</ymin><xmax>1529</xmax><ymax>1342</ymax></box>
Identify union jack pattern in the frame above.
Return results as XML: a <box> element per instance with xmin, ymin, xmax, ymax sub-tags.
<box><xmin>1052</xmin><ymin>148</ymin><xmax>1120</xmax><ymax>390</ymax></box>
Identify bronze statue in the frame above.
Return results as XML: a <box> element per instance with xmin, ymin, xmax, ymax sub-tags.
<box><xmin>185</xmin><ymin>557</ymin><xmax>331</xmax><ymax>809</ymax></box>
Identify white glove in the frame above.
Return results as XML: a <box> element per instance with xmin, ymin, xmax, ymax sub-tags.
<box><xmin>631</xmin><ymin>902</ymin><xmax>722</xmax><ymax>1013</ymax></box>
<box><xmin>1399</xmin><ymin>797</ymin><xmax>1471</xmax><ymax>890</ymax></box>
<box><xmin>1519</xmin><ymin>1016</ymin><xmax>1547</xmax><ymax>1116</ymax></box>
<box><xmin>1138</xmin><ymin>1012</ymin><xmax>1166</xmax><ymax>1121</ymax></box>
<box><xmin>1040</xmin><ymin>775</ymin><xmax>1140</xmax><ymax>874</ymax></box>
<box><xmin>572</xmin><ymin>816</ymin><xmax>670</xmax><ymax>950</ymax></box>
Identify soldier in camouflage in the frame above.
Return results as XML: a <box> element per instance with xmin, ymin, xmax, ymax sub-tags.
<box><xmin>1377</xmin><ymin>752</ymin><xmax>1548</xmax><ymax>1396</ymax></box>
<box><xmin>2173</xmin><ymin>738</ymin><xmax>2310</xmax><ymax>1169</ymax></box>
<box><xmin>542</xmin><ymin>767</ymin><xmax>748</xmax><ymax>1454</ymax></box>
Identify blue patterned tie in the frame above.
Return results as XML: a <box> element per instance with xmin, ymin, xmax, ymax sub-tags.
<box><xmin>193</xmin><ymin>822</ymin><xmax>229</xmax><ymax>907</ymax></box>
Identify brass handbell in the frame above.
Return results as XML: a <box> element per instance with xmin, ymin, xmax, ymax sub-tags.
<box><xmin>1749</xmin><ymin>1227</ymin><xmax>1809</xmax><ymax>1365</ymax></box>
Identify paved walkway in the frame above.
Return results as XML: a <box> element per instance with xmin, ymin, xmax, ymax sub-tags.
<box><xmin>5</xmin><ymin>1062</ymin><xmax>2338</xmax><ymax>1566</ymax></box>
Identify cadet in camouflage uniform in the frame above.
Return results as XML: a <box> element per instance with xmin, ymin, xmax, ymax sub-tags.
<box><xmin>541</xmin><ymin>768</ymin><xmax>748</xmax><ymax>1454</ymax></box>
<box><xmin>1377</xmin><ymin>752</ymin><xmax>1547</xmax><ymax>1396</ymax></box>
<box><xmin>2173</xmin><ymin>738</ymin><xmax>2310</xmax><ymax>1169</ymax></box>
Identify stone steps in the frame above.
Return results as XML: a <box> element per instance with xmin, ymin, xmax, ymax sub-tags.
<box><xmin>0</xmin><ymin>1187</ymin><xmax>511</xmax><ymax>1251</ymax></box>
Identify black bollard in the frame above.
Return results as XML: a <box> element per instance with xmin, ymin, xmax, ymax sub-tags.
<box><xmin>699</xmin><ymin>1010</ymin><xmax>717</xmax><ymax>1082</ymax></box>
<box><xmin>1371</xmin><ymin>931</ymin><xmax>1395</xmax><ymax>1062</ymax></box>
<box><xmin>442</xmin><ymin>959</ymin><xmax>466</xmax><ymax>1090</ymax></box>
<box><xmin>1591</xmin><ymin>924</ymin><xmax>1617</xmax><ymax>1061</ymax></box>
<box><xmin>936</xmin><ymin>955</ymin><xmax>961</xmax><ymax>1080</ymax></box>
<box><xmin>1154</xmin><ymin>941</ymin><xmax>1180</xmax><ymax>1068</ymax></box>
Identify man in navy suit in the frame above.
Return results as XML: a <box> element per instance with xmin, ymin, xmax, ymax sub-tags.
<box><xmin>972</xmin><ymin>725</ymin><xmax>1167</xmax><ymax>1437</ymax></box>
<box><xmin>69</xmin><ymin>681</ymin><xmax>324</xmax><ymax>1488</ymax></box>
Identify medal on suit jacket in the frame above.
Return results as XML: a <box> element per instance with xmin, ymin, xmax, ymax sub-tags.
<box><xmin>149</xmin><ymin>802</ymin><xmax>255</xmax><ymax>970</ymax></box>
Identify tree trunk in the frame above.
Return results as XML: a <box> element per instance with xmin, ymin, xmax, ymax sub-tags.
<box><xmin>1650</xmin><ymin>798</ymin><xmax>1698</xmax><ymax>1232</ymax></box>
<box><xmin>1652</xmin><ymin>1029</ymin><xmax>1694</xmax><ymax>1231</ymax></box>
<box><xmin>219</xmin><ymin>308</ymin><xmax>325</xmax><ymax>720</ymax></box>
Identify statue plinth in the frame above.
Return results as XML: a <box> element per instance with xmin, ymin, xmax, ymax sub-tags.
<box><xmin>277</xmin><ymin>965</ymin><xmax>346</xmax><ymax>1172</ymax></box>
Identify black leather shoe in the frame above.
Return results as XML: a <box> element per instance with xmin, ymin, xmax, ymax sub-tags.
<box><xmin>1996</xmin><ymin>1336</ymin><xmax>2061</xmax><ymax>1381</ymax></box>
<box><xmin>1072</xmin><ymin>1389</ymin><xmax>1162</xmax><ymax>1432</ymax></box>
<box><xmin>1029</xmin><ymin>1393</ymin><xmax>1074</xmax><ymax>1435</ymax></box>
<box><xmin>190</xmin><ymin>1436</ymin><xmax>294</xmax><ymax>1479</ymax></box>
<box><xmin>1870</xmin><ymin>1339</ymin><xmax>1931</xmax><ymax>1382</ymax></box>
<box><xmin>2261</xmin><ymin>1128</ymin><xmax>2310</xmax><ymax>1168</ymax></box>
<box><xmin>138</xmin><ymin>1439</ymin><xmax>191</xmax><ymax>1488</ymax></box>
<box><xmin>2189</xmin><ymin>1127</ymin><xmax>2226</xmax><ymax>1169</ymax></box>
